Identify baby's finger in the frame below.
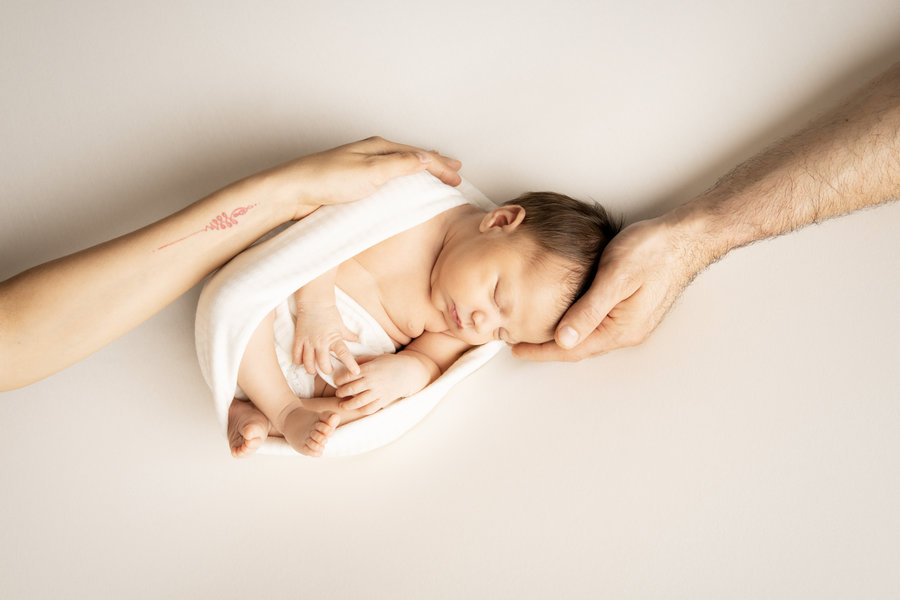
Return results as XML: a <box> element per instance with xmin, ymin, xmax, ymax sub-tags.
<box><xmin>316</xmin><ymin>346</ymin><xmax>333</xmax><ymax>375</ymax></box>
<box><xmin>340</xmin><ymin>390</ymin><xmax>376</xmax><ymax>411</ymax></box>
<box><xmin>335</xmin><ymin>378</ymin><xmax>368</xmax><ymax>398</ymax></box>
<box><xmin>359</xmin><ymin>398</ymin><xmax>387</xmax><ymax>416</ymax></box>
<box><xmin>333</xmin><ymin>369</ymin><xmax>360</xmax><ymax>388</ymax></box>
<box><xmin>355</xmin><ymin>354</ymin><xmax>378</xmax><ymax>366</ymax></box>
<box><xmin>340</xmin><ymin>326</ymin><xmax>360</xmax><ymax>343</ymax></box>
<box><xmin>302</xmin><ymin>343</ymin><xmax>317</xmax><ymax>375</ymax></box>
<box><xmin>292</xmin><ymin>335</ymin><xmax>303</xmax><ymax>365</ymax></box>
<box><xmin>332</xmin><ymin>341</ymin><xmax>360</xmax><ymax>376</ymax></box>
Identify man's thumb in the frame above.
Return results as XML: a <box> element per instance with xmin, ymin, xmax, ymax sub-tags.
<box><xmin>555</xmin><ymin>287</ymin><xmax>617</xmax><ymax>349</ymax></box>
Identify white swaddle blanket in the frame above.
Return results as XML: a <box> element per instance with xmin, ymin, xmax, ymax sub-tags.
<box><xmin>195</xmin><ymin>172</ymin><xmax>503</xmax><ymax>456</ymax></box>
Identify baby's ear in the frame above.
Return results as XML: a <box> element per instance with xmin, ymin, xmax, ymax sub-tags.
<box><xmin>479</xmin><ymin>205</ymin><xmax>526</xmax><ymax>233</ymax></box>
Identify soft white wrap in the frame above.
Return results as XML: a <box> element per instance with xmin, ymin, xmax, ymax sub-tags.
<box><xmin>195</xmin><ymin>172</ymin><xmax>503</xmax><ymax>456</ymax></box>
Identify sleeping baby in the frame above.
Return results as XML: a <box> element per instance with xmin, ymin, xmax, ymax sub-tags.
<box><xmin>228</xmin><ymin>191</ymin><xmax>619</xmax><ymax>457</ymax></box>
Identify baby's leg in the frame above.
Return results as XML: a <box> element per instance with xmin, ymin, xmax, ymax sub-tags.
<box><xmin>237</xmin><ymin>310</ymin><xmax>340</xmax><ymax>457</ymax></box>
<box><xmin>227</xmin><ymin>398</ymin><xmax>271</xmax><ymax>458</ymax></box>
<box><xmin>264</xmin><ymin>377</ymin><xmax>375</xmax><ymax>456</ymax></box>
<box><xmin>272</xmin><ymin>378</ymin><xmax>350</xmax><ymax>457</ymax></box>
<box><xmin>227</xmin><ymin>394</ymin><xmax>342</xmax><ymax>458</ymax></box>
<box><xmin>299</xmin><ymin>377</ymin><xmax>375</xmax><ymax>426</ymax></box>
<box><xmin>226</xmin><ymin>386</ymin><xmax>377</xmax><ymax>458</ymax></box>
<box><xmin>278</xmin><ymin>400</ymin><xmax>341</xmax><ymax>458</ymax></box>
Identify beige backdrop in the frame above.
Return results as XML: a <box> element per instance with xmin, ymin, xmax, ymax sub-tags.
<box><xmin>2</xmin><ymin>2</ymin><xmax>899</xmax><ymax>598</ymax></box>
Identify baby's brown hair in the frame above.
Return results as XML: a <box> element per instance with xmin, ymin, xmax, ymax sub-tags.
<box><xmin>505</xmin><ymin>191</ymin><xmax>621</xmax><ymax>308</ymax></box>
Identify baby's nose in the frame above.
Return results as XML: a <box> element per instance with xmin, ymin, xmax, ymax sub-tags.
<box><xmin>472</xmin><ymin>309</ymin><xmax>499</xmax><ymax>332</ymax></box>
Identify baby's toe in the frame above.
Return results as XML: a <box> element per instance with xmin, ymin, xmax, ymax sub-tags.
<box><xmin>315</xmin><ymin>422</ymin><xmax>335</xmax><ymax>438</ymax></box>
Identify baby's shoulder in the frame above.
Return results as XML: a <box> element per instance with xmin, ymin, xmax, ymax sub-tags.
<box><xmin>365</xmin><ymin>209</ymin><xmax>449</xmax><ymax>254</ymax></box>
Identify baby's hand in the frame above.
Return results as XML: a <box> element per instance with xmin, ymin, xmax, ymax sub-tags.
<box><xmin>292</xmin><ymin>302</ymin><xmax>360</xmax><ymax>376</ymax></box>
<box><xmin>333</xmin><ymin>354</ymin><xmax>432</xmax><ymax>416</ymax></box>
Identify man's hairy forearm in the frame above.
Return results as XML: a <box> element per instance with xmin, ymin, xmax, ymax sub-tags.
<box><xmin>515</xmin><ymin>61</ymin><xmax>900</xmax><ymax>363</ymax></box>
<box><xmin>676</xmin><ymin>61</ymin><xmax>900</xmax><ymax>265</ymax></box>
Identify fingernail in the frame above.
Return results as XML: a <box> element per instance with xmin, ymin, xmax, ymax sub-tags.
<box><xmin>558</xmin><ymin>326</ymin><xmax>579</xmax><ymax>349</ymax></box>
<box><xmin>416</xmin><ymin>152</ymin><xmax>431</xmax><ymax>163</ymax></box>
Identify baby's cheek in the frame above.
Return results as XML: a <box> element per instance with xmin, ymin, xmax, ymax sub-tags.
<box><xmin>467</xmin><ymin>331</ymin><xmax>493</xmax><ymax>345</ymax></box>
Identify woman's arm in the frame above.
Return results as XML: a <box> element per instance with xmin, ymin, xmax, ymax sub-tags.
<box><xmin>0</xmin><ymin>137</ymin><xmax>462</xmax><ymax>390</ymax></box>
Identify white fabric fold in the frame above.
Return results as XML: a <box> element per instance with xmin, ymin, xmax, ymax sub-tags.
<box><xmin>195</xmin><ymin>172</ymin><xmax>503</xmax><ymax>457</ymax></box>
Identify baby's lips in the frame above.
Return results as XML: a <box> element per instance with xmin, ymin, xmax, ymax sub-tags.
<box><xmin>450</xmin><ymin>301</ymin><xmax>465</xmax><ymax>330</ymax></box>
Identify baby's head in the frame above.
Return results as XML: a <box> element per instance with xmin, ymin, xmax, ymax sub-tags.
<box><xmin>431</xmin><ymin>191</ymin><xmax>620</xmax><ymax>345</ymax></box>
<box><xmin>506</xmin><ymin>191</ymin><xmax>620</xmax><ymax>313</ymax></box>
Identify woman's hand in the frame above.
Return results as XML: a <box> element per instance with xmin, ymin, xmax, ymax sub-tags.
<box><xmin>250</xmin><ymin>136</ymin><xmax>464</xmax><ymax>220</ymax></box>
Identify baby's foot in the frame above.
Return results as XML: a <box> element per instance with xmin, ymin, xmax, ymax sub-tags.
<box><xmin>281</xmin><ymin>407</ymin><xmax>341</xmax><ymax>457</ymax></box>
<box><xmin>227</xmin><ymin>398</ymin><xmax>270</xmax><ymax>458</ymax></box>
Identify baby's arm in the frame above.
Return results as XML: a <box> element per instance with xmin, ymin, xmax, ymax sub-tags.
<box><xmin>292</xmin><ymin>266</ymin><xmax>360</xmax><ymax>376</ymax></box>
<box><xmin>334</xmin><ymin>332</ymin><xmax>472</xmax><ymax>415</ymax></box>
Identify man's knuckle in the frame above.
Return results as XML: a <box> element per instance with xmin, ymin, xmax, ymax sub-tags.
<box><xmin>620</xmin><ymin>330</ymin><xmax>646</xmax><ymax>348</ymax></box>
<box><xmin>582</xmin><ymin>304</ymin><xmax>607</xmax><ymax>324</ymax></box>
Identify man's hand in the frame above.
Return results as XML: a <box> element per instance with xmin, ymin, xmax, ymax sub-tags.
<box><xmin>332</xmin><ymin>353</ymin><xmax>433</xmax><ymax>416</ymax></box>
<box><xmin>256</xmin><ymin>136</ymin><xmax>464</xmax><ymax>220</ymax></box>
<box><xmin>512</xmin><ymin>214</ymin><xmax>706</xmax><ymax>361</ymax></box>
<box><xmin>514</xmin><ymin>61</ymin><xmax>900</xmax><ymax>363</ymax></box>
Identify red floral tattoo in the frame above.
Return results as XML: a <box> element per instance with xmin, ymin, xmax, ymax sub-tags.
<box><xmin>156</xmin><ymin>204</ymin><xmax>258</xmax><ymax>251</ymax></box>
